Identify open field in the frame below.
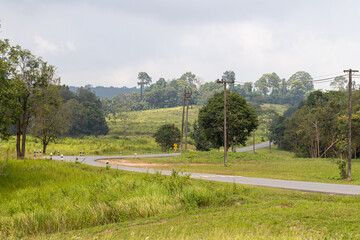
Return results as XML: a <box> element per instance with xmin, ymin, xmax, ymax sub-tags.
<box><xmin>100</xmin><ymin>147</ymin><xmax>360</xmax><ymax>185</ymax></box>
<box><xmin>0</xmin><ymin>103</ymin><xmax>287</xmax><ymax>159</ymax></box>
<box><xmin>0</xmin><ymin>135</ymin><xmax>163</xmax><ymax>159</ymax></box>
<box><xmin>108</xmin><ymin>106</ymin><xmax>200</xmax><ymax>137</ymax></box>
<box><xmin>1</xmin><ymin>158</ymin><xmax>360</xmax><ymax>239</ymax></box>
<box><xmin>108</xmin><ymin>103</ymin><xmax>288</xmax><ymax>146</ymax></box>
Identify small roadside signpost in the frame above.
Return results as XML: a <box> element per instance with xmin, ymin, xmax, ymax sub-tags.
<box><xmin>174</xmin><ymin>143</ymin><xmax>178</xmax><ymax>152</ymax></box>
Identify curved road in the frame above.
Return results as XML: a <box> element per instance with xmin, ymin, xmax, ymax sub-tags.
<box><xmin>51</xmin><ymin>143</ymin><xmax>360</xmax><ymax>196</ymax></box>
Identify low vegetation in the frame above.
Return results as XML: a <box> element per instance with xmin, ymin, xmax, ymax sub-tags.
<box><xmin>104</xmin><ymin>147</ymin><xmax>360</xmax><ymax>185</ymax></box>
<box><xmin>0</xmin><ymin>136</ymin><xmax>162</xmax><ymax>159</ymax></box>
<box><xmin>1</xmin><ymin>159</ymin><xmax>360</xmax><ymax>239</ymax></box>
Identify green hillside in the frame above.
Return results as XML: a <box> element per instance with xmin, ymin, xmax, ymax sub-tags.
<box><xmin>108</xmin><ymin>103</ymin><xmax>288</xmax><ymax>147</ymax></box>
<box><xmin>108</xmin><ymin>106</ymin><xmax>200</xmax><ymax>137</ymax></box>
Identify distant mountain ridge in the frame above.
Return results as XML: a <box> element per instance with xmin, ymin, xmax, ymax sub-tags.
<box><xmin>68</xmin><ymin>85</ymin><xmax>139</xmax><ymax>99</ymax></box>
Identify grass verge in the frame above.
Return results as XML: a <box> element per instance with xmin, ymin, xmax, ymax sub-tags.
<box><xmin>1</xmin><ymin>158</ymin><xmax>360</xmax><ymax>239</ymax></box>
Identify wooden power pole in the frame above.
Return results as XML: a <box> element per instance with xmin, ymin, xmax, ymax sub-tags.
<box><xmin>344</xmin><ymin>69</ymin><xmax>358</xmax><ymax>180</ymax></box>
<box><xmin>217</xmin><ymin>77</ymin><xmax>234</xmax><ymax>167</ymax></box>
<box><xmin>184</xmin><ymin>89</ymin><xmax>192</xmax><ymax>152</ymax></box>
<box><xmin>180</xmin><ymin>87</ymin><xmax>186</xmax><ymax>154</ymax></box>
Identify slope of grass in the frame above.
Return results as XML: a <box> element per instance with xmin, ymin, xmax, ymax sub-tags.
<box><xmin>261</xmin><ymin>103</ymin><xmax>290</xmax><ymax>115</ymax></box>
<box><xmin>1</xmin><ymin>159</ymin><xmax>359</xmax><ymax>239</ymax></box>
<box><xmin>108</xmin><ymin>106</ymin><xmax>200</xmax><ymax>137</ymax></box>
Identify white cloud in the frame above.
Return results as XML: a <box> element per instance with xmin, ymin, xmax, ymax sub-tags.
<box><xmin>34</xmin><ymin>35</ymin><xmax>59</xmax><ymax>55</ymax></box>
<box><xmin>34</xmin><ymin>36</ymin><xmax>76</xmax><ymax>56</ymax></box>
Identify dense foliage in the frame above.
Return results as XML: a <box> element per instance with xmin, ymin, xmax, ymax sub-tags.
<box><xmin>271</xmin><ymin>90</ymin><xmax>360</xmax><ymax>159</ymax></box>
<box><xmin>0</xmin><ymin>34</ymin><xmax>109</xmax><ymax>157</ymax></box>
<box><xmin>153</xmin><ymin>123</ymin><xmax>180</xmax><ymax>151</ymax></box>
<box><xmin>198</xmin><ymin>91</ymin><xmax>258</xmax><ymax>150</ymax></box>
<box><xmin>61</xmin><ymin>86</ymin><xmax>109</xmax><ymax>137</ymax></box>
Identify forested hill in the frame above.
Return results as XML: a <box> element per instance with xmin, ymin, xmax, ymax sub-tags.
<box><xmin>68</xmin><ymin>85</ymin><xmax>139</xmax><ymax>99</ymax></box>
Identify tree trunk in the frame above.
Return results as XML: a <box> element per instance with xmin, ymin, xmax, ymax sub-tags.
<box><xmin>21</xmin><ymin>110</ymin><xmax>28</xmax><ymax>159</ymax></box>
<box><xmin>16</xmin><ymin>120</ymin><xmax>21</xmax><ymax>159</ymax></box>
<box><xmin>43</xmin><ymin>140</ymin><xmax>47</xmax><ymax>154</ymax></box>
<box><xmin>269</xmin><ymin>139</ymin><xmax>271</xmax><ymax>153</ymax></box>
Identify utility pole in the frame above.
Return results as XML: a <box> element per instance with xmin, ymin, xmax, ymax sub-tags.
<box><xmin>253</xmin><ymin>131</ymin><xmax>255</xmax><ymax>153</ymax></box>
<box><xmin>344</xmin><ymin>69</ymin><xmax>358</xmax><ymax>180</ymax></box>
<box><xmin>217</xmin><ymin>77</ymin><xmax>235</xmax><ymax>167</ymax></box>
<box><xmin>184</xmin><ymin>88</ymin><xmax>192</xmax><ymax>152</ymax></box>
<box><xmin>180</xmin><ymin>87</ymin><xmax>186</xmax><ymax>154</ymax></box>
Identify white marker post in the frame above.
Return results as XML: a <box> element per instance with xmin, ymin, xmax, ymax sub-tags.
<box><xmin>134</xmin><ymin>153</ymin><xmax>137</xmax><ymax>158</ymax></box>
<box><xmin>50</xmin><ymin>153</ymin><xmax>52</xmax><ymax>160</ymax></box>
<box><xmin>61</xmin><ymin>154</ymin><xmax>63</xmax><ymax>161</ymax></box>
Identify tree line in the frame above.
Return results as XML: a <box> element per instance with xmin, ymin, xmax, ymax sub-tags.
<box><xmin>0</xmin><ymin>38</ymin><xmax>109</xmax><ymax>158</ymax></box>
<box><xmin>102</xmin><ymin>71</ymin><xmax>316</xmax><ymax>117</ymax></box>
<box><xmin>270</xmin><ymin>89</ymin><xmax>360</xmax><ymax>160</ymax></box>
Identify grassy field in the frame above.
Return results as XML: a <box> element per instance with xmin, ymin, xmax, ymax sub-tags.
<box><xmin>108</xmin><ymin>104</ymin><xmax>287</xmax><ymax>147</ymax></box>
<box><xmin>102</xmin><ymin>147</ymin><xmax>360</xmax><ymax>185</ymax></box>
<box><xmin>108</xmin><ymin>106</ymin><xmax>200</xmax><ymax>137</ymax></box>
<box><xmin>0</xmin><ymin>135</ymin><xmax>163</xmax><ymax>159</ymax></box>
<box><xmin>0</xmin><ymin>103</ymin><xmax>287</xmax><ymax>159</ymax></box>
<box><xmin>1</xmin><ymin>158</ymin><xmax>360</xmax><ymax>239</ymax></box>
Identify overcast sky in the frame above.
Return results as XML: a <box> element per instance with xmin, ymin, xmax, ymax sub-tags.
<box><xmin>1</xmin><ymin>0</ymin><xmax>360</xmax><ymax>89</ymax></box>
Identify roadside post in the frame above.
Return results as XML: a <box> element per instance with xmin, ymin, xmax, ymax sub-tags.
<box><xmin>80</xmin><ymin>151</ymin><xmax>82</xmax><ymax>156</ymax></box>
<box><xmin>61</xmin><ymin>154</ymin><xmax>63</xmax><ymax>161</ymax></box>
<box><xmin>50</xmin><ymin>153</ymin><xmax>52</xmax><ymax>160</ymax></box>
<box><xmin>174</xmin><ymin>143</ymin><xmax>178</xmax><ymax>152</ymax></box>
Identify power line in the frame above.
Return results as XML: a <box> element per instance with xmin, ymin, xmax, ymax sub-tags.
<box><xmin>235</xmin><ymin>74</ymin><xmax>346</xmax><ymax>86</ymax></box>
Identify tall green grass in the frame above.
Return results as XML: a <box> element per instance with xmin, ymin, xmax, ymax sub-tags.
<box><xmin>1</xmin><ymin>158</ymin><xmax>360</xmax><ymax>239</ymax></box>
<box><xmin>0</xmin><ymin>159</ymin><xmax>245</xmax><ymax>238</ymax></box>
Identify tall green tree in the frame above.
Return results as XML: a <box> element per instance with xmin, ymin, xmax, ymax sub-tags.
<box><xmin>9</xmin><ymin>45</ymin><xmax>58</xmax><ymax>159</ymax></box>
<box><xmin>330</xmin><ymin>76</ymin><xmax>347</xmax><ymax>91</ymax></box>
<box><xmin>0</xmin><ymin>39</ymin><xmax>25</xmax><ymax>140</ymax></box>
<box><xmin>109</xmin><ymin>93</ymin><xmax>134</xmax><ymax>137</ymax></box>
<box><xmin>30</xmin><ymin>84</ymin><xmax>70</xmax><ymax>153</ymax></box>
<box><xmin>287</xmin><ymin>71</ymin><xmax>314</xmax><ymax>92</ymax></box>
<box><xmin>198</xmin><ymin>91</ymin><xmax>258</xmax><ymax>150</ymax></box>
<box><xmin>137</xmin><ymin>72</ymin><xmax>152</xmax><ymax>100</ymax></box>
<box><xmin>283</xmin><ymin>90</ymin><xmax>347</xmax><ymax>158</ymax></box>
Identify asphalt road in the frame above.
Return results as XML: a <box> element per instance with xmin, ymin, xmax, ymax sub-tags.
<box><xmin>236</xmin><ymin>141</ymin><xmax>272</xmax><ymax>152</ymax></box>
<box><xmin>51</xmin><ymin>143</ymin><xmax>360</xmax><ymax>196</ymax></box>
